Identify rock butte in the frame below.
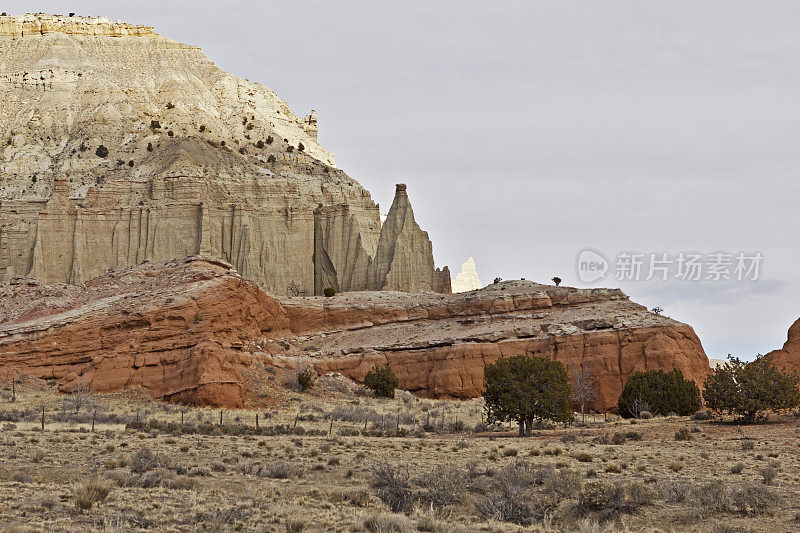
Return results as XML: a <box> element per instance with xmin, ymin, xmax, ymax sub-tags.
<box><xmin>0</xmin><ymin>14</ymin><xmax>448</xmax><ymax>295</ymax></box>
<box><xmin>767</xmin><ymin>318</ymin><xmax>800</xmax><ymax>374</ymax></box>
<box><xmin>0</xmin><ymin>258</ymin><xmax>710</xmax><ymax>410</ymax></box>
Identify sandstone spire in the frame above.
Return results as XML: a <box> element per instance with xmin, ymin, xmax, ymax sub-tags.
<box><xmin>367</xmin><ymin>184</ymin><xmax>449</xmax><ymax>293</ymax></box>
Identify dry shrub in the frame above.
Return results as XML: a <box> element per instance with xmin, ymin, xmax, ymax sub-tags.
<box><xmin>759</xmin><ymin>466</ymin><xmax>777</xmax><ymax>485</ymax></box>
<box><xmin>129</xmin><ymin>445</ymin><xmax>167</xmax><ymax>473</ymax></box>
<box><xmin>573</xmin><ymin>451</ymin><xmax>593</xmax><ymax>462</ymax></box>
<box><xmin>11</xmin><ymin>471</ymin><xmax>31</xmax><ymax>483</ymax></box>
<box><xmin>658</xmin><ymin>479</ymin><xmax>691</xmax><ymax>502</ymax></box>
<box><xmin>417</xmin><ymin>465</ymin><xmax>465</xmax><ymax>509</ymax></box>
<box><xmin>285</xmin><ymin>519</ymin><xmax>306</xmax><ymax>533</ymax></box>
<box><xmin>692</xmin><ymin>480</ymin><xmax>729</xmax><ymax>513</ymax></box>
<box><xmin>371</xmin><ymin>463</ymin><xmax>413</xmax><ymax>513</ymax></box>
<box><xmin>474</xmin><ymin>460</ymin><xmax>575</xmax><ymax>525</ymax></box>
<box><xmin>577</xmin><ymin>480</ymin><xmax>655</xmax><ymax>521</ymax></box>
<box><xmin>729</xmin><ymin>485</ymin><xmax>778</xmax><ymax>515</ymax></box>
<box><xmin>73</xmin><ymin>477</ymin><xmax>112</xmax><ymax>511</ymax></box>
<box><xmin>363</xmin><ymin>512</ymin><xmax>413</xmax><ymax>533</ymax></box>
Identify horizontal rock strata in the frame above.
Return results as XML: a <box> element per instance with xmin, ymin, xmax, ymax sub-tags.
<box><xmin>0</xmin><ymin>259</ymin><xmax>710</xmax><ymax>410</ymax></box>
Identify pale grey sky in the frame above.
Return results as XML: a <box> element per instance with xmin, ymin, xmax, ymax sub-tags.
<box><xmin>7</xmin><ymin>1</ymin><xmax>800</xmax><ymax>359</ymax></box>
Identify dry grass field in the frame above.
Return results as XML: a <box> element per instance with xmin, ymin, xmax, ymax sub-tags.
<box><xmin>0</xmin><ymin>376</ymin><xmax>798</xmax><ymax>532</ymax></box>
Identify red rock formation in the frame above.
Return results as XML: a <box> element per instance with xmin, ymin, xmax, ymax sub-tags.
<box><xmin>0</xmin><ymin>259</ymin><xmax>710</xmax><ymax>410</ymax></box>
<box><xmin>767</xmin><ymin>318</ymin><xmax>800</xmax><ymax>373</ymax></box>
<box><xmin>0</xmin><ymin>257</ymin><xmax>287</xmax><ymax>407</ymax></box>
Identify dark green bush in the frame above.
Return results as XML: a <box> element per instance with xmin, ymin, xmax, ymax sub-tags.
<box><xmin>364</xmin><ymin>365</ymin><xmax>398</xmax><ymax>399</ymax></box>
<box><xmin>267</xmin><ymin>155</ymin><xmax>276</xmax><ymax>163</ymax></box>
<box><xmin>704</xmin><ymin>355</ymin><xmax>800</xmax><ymax>423</ymax></box>
<box><xmin>95</xmin><ymin>145</ymin><xmax>109</xmax><ymax>158</ymax></box>
<box><xmin>617</xmin><ymin>369</ymin><xmax>701</xmax><ymax>418</ymax></box>
<box><xmin>483</xmin><ymin>355</ymin><xmax>572</xmax><ymax>436</ymax></box>
<box><xmin>323</xmin><ymin>287</ymin><xmax>336</xmax><ymax>297</ymax></box>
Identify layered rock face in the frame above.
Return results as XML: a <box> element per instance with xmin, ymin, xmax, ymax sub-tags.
<box><xmin>0</xmin><ymin>14</ymin><xmax>448</xmax><ymax>295</ymax></box>
<box><xmin>0</xmin><ymin>257</ymin><xmax>288</xmax><ymax>406</ymax></box>
<box><xmin>767</xmin><ymin>318</ymin><xmax>800</xmax><ymax>373</ymax></box>
<box><xmin>0</xmin><ymin>259</ymin><xmax>710</xmax><ymax>410</ymax></box>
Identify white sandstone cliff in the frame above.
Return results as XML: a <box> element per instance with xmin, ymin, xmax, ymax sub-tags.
<box><xmin>0</xmin><ymin>14</ymin><xmax>450</xmax><ymax>295</ymax></box>
<box><xmin>451</xmin><ymin>257</ymin><xmax>482</xmax><ymax>293</ymax></box>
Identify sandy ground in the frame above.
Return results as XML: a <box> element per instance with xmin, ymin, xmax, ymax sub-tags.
<box><xmin>0</xmin><ymin>378</ymin><xmax>798</xmax><ymax>532</ymax></box>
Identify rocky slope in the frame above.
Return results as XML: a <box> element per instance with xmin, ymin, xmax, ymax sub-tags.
<box><xmin>0</xmin><ymin>13</ymin><xmax>448</xmax><ymax>294</ymax></box>
<box><xmin>0</xmin><ymin>258</ymin><xmax>710</xmax><ymax>410</ymax></box>
<box><xmin>767</xmin><ymin>318</ymin><xmax>800</xmax><ymax>373</ymax></box>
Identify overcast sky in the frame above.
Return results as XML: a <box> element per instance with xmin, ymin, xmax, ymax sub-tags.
<box><xmin>8</xmin><ymin>1</ymin><xmax>800</xmax><ymax>359</ymax></box>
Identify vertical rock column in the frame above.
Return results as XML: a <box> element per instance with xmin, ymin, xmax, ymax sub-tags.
<box><xmin>368</xmin><ymin>184</ymin><xmax>450</xmax><ymax>293</ymax></box>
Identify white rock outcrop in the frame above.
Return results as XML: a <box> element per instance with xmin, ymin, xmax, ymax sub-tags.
<box><xmin>0</xmin><ymin>14</ymin><xmax>450</xmax><ymax>295</ymax></box>
<box><xmin>451</xmin><ymin>257</ymin><xmax>482</xmax><ymax>293</ymax></box>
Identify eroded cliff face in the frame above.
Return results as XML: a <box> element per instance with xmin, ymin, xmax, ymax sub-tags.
<box><xmin>0</xmin><ymin>259</ymin><xmax>710</xmax><ymax>410</ymax></box>
<box><xmin>767</xmin><ymin>318</ymin><xmax>800</xmax><ymax>373</ymax></box>
<box><xmin>0</xmin><ymin>14</ymin><xmax>447</xmax><ymax>295</ymax></box>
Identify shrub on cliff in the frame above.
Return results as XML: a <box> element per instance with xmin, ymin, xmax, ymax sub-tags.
<box><xmin>617</xmin><ymin>369</ymin><xmax>701</xmax><ymax>418</ymax></box>
<box><xmin>323</xmin><ymin>287</ymin><xmax>336</xmax><ymax>297</ymax></box>
<box><xmin>297</xmin><ymin>368</ymin><xmax>316</xmax><ymax>392</ymax></box>
<box><xmin>95</xmin><ymin>145</ymin><xmax>109</xmax><ymax>158</ymax></box>
<box><xmin>286</xmin><ymin>367</ymin><xmax>316</xmax><ymax>392</ymax></box>
<box><xmin>704</xmin><ymin>355</ymin><xmax>800</xmax><ymax>423</ymax></box>
<box><xmin>364</xmin><ymin>365</ymin><xmax>398</xmax><ymax>399</ymax></box>
<box><xmin>483</xmin><ymin>355</ymin><xmax>572</xmax><ymax>437</ymax></box>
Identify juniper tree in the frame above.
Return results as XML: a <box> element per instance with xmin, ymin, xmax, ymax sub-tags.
<box><xmin>483</xmin><ymin>355</ymin><xmax>572</xmax><ymax>437</ymax></box>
